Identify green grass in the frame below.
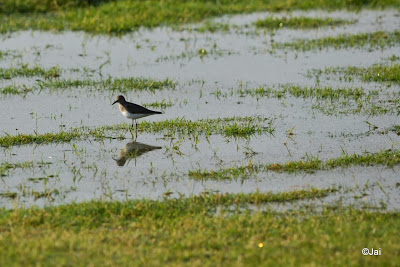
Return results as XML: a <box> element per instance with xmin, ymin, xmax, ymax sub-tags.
<box><xmin>38</xmin><ymin>76</ymin><xmax>177</xmax><ymax>93</ymax></box>
<box><xmin>0</xmin><ymin>49</ymin><xmax>22</xmax><ymax>61</ymax></box>
<box><xmin>255</xmin><ymin>16</ymin><xmax>354</xmax><ymax>29</ymax></box>
<box><xmin>0</xmin><ymin>117</ymin><xmax>274</xmax><ymax>147</ymax></box>
<box><xmin>156</xmin><ymin>43</ymin><xmax>234</xmax><ymax>62</ymax></box>
<box><xmin>0</xmin><ymin>64</ymin><xmax>61</xmax><ymax>79</ymax></box>
<box><xmin>143</xmin><ymin>99</ymin><xmax>174</xmax><ymax>109</ymax></box>
<box><xmin>237</xmin><ymin>84</ymin><xmax>370</xmax><ymax>101</ymax></box>
<box><xmin>274</xmin><ymin>30</ymin><xmax>400</xmax><ymax>51</ymax></box>
<box><xmin>0</xmin><ymin>189</ymin><xmax>398</xmax><ymax>265</ymax></box>
<box><xmin>0</xmin><ymin>85</ymin><xmax>32</xmax><ymax>95</ymax></box>
<box><xmin>234</xmin><ymin>83</ymin><xmax>398</xmax><ymax>116</ymax></box>
<box><xmin>0</xmin><ymin>75</ymin><xmax>177</xmax><ymax>95</ymax></box>
<box><xmin>0</xmin><ymin>161</ymin><xmax>35</xmax><ymax>177</ymax></box>
<box><xmin>0</xmin><ymin>0</ymin><xmax>398</xmax><ymax>34</ymax></box>
<box><xmin>324</xmin><ymin>63</ymin><xmax>400</xmax><ymax>85</ymax></box>
<box><xmin>189</xmin><ymin>149</ymin><xmax>400</xmax><ymax>180</ymax></box>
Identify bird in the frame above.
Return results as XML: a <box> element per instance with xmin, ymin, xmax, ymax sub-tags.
<box><xmin>112</xmin><ymin>95</ymin><xmax>162</xmax><ymax>133</ymax></box>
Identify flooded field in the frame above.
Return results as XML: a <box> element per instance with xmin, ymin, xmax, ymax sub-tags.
<box><xmin>1</xmin><ymin>9</ymin><xmax>400</xmax><ymax>209</ymax></box>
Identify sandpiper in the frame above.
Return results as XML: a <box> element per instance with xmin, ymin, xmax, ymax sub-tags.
<box><xmin>112</xmin><ymin>95</ymin><xmax>162</xmax><ymax>130</ymax></box>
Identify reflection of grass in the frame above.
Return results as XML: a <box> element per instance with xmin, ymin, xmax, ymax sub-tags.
<box><xmin>0</xmin><ymin>192</ymin><xmax>18</xmax><ymax>199</ymax></box>
<box><xmin>0</xmin><ymin>117</ymin><xmax>274</xmax><ymax>147</ymax></box>
<box><xmin>255</xmin><ymin>16</ymin><xmax>354</xmax><ymax>29</ymax></box>
<box><xmin>0</xmin><ymin>190</ymin><xmax>398</xmax><ymax>265</ymax></box>
<box><xmin>0</xmin><ymin>189</ymin><xmax>60</xmax><ymax>200</ymax></box>
<box><xmin>274</xmin><ymin>30</ymin><xmax>400</xmax><ymax>51</ymax></box>
<box><xmin>189</xmin><ymin>149</ymin><xmax>400</xmax><ymax>180</ymax></box>
<box><xmin>0</xmin><ymin>0</ymin><xmax>397</xmax><ymax>34</ymax></box>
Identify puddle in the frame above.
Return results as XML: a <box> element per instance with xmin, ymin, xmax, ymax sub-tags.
<box><xmin>1</xmin><ymin>10</ymin><xmax>400</xmax><ymax>209</ymax></box>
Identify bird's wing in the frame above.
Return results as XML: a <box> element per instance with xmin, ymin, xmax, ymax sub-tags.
<box><xmin>125</xmin><ymin>102</ymin><xmax>160</xmax><ymax>114</ymax></box>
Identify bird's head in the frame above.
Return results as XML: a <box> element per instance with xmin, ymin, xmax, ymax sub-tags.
<box><xmin>112</xmin><ymin>95</ymin><xmax>125</xmax><ymax>105</ymax></box>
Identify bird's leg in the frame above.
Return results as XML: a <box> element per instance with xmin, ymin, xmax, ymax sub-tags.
<box><xmin>135</xmin><ymin>120</ymin><xmax>138</xmax><ymax>139</ymax></box>
<box><xmin>129</xmin><ymin>119</ymin><xmax>134</xmax><ymax>139</ymax></box>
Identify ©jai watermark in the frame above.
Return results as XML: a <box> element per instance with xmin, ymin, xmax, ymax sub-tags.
<box><xmin>362</xmin><ymin>248</ymin><xmax>381</xmax><ymax>256</ymax></box>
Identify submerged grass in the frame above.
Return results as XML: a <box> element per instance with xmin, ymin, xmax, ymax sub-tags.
<box><xmin>274</xmin><ymin>30</ymin><xmax>400</xmax><ymax>51</ymax></box>
<box><xmin>0</xmin><ymin>117</ymin><xmax>274</xmax><ymax>147</ymax></box>
<box><xmin>255</xmin><ymin>16</ymin><xmax>354</xmax><ymax>29</ymax></box>
<box><xmin>0</xmin><ymin>192</ymin><xmax>398</xmax><ymax>265</ymax></box>
<box><xmin>189</xmin><ymin>149</ymin><xmax>400</xmax><ymax>180</ymax></box>
<box><xmin>0</xmin><ymin>0</ymin><xmax>397</xmax><ymax>34</ymax></box>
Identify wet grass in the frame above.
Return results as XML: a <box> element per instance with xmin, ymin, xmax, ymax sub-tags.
<box><xmin>323</xmin><ymin>63</ymin><xmax>400</xmax><ymax>85</ymax></box>
<box><xmin>0</xmin><ymin>85</ymin><xmax>32</xmax><ymax>95</ymax></box>
<box><xmin>143</xmin><ymin>99</ymin><xmax>174</xmax><ymax>109</ymax></box>
<box><xmin>156</xmin><ymin>43</ymin><xmax>235</xmax><ymax>62</ymax></box>
<box><xmin>234</xmin><ymin>84</ymin><xmax>398</xmax><ymax>116</ymax></box>
<box><xmin>0</xmin><ymin>0</ymin><xmax>397</xmax><ymax>34</ymax></box>
<box><xmin>0</xmin><ymin>161</ymin><xmax>38</xmax><ymax>177</ymax></box>
<box><xmin>184</xmin><ymin>21</ymin><xmax>233</xmax><ymax>33</ymax></box>
<box><xmin>0</xmin><ymin>117</ymin><xmax>274</xmax><ymax>147</ymax></box>
<box><xmin>255</xmin><ymin>16</ymin><xmax>354</xmax><ymax>29</ymax></box>
<box><xmin>0</xmin><ymin>64</ymin><xmax>61</xmax><ymax>79</ymax></box>
<box><xmin>0</xmin><ymin>130</ymin><xmax>83</xmax><ymax>147</ymax></box>
<box><xmin>38</xmin><ymin>76</ymin><xmax>177</xmax><ymax>92</ymax></box>
<box><xmin>274</xmin><ymin>30</ymin><xmax>400</xmax><ymax>51</ymax></box>
<box><xmin>0</xmin><ymin>160</ymin><xmax>52</xmax><ymax>175</ymax></box>
<box><xmin>237</xmin><ymin>84</ymin><xmax>370</xmax><ymax>101</ymax></box>
<box><xmin>189</xmin><ymin>149</ymin><xmax>400</xmax><ymax>180</ymax></box>
<box><xmin>0</xmin><ymin>76</ymin><xmax>177</xmax><ymax>95</ymax></box>
<box><xmin>0</xmin><ymin>49</ymin><xmax>22</xmax><ymax>61</ymax></box>
<box><xmin>0</xmin><ymin>192</ymin><xmax>398</xmax><ymax>265</ymax></box>
<box><xmin>137</xmin><ymin>117</ymin><xmax>275</xmax><ymax>138</ymax></box>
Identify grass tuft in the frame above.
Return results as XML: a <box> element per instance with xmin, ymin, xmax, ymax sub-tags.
<box><xmin>255</xmin><ymin>16</ymin><xmax>354</xmax><ymax>29</ymax></box>
<box><xmin>274</xmin><ymin>30</ymin><xmax>400</xmax><ymax>51</ymax></box>
<box><xmin>189</xmin><ymin>149</ymin><xmax>400</xmax><ymax>180</ymax></box>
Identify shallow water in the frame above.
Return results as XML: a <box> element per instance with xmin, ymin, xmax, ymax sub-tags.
<box><xmin>1</xmin><ymin>9</ymin><xmax>400</xmax><ymax>209</ymax></box>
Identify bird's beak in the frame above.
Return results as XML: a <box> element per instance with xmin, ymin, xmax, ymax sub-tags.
<box><xmin>112</xmin><ymin>100</ymin><xmax>118</xmax><ymax>105</ymax></box>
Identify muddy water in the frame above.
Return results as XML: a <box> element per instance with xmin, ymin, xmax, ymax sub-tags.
<box><xmin>1</xmin><ymin>10</ymin><xmax>400</xmax><ymax>209</ymax></box>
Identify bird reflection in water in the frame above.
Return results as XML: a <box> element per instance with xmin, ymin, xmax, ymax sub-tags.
<box><xmin>114</xmin><ymin>141</ymin><xmax>162</xmax><ymax>166</ymax></box>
